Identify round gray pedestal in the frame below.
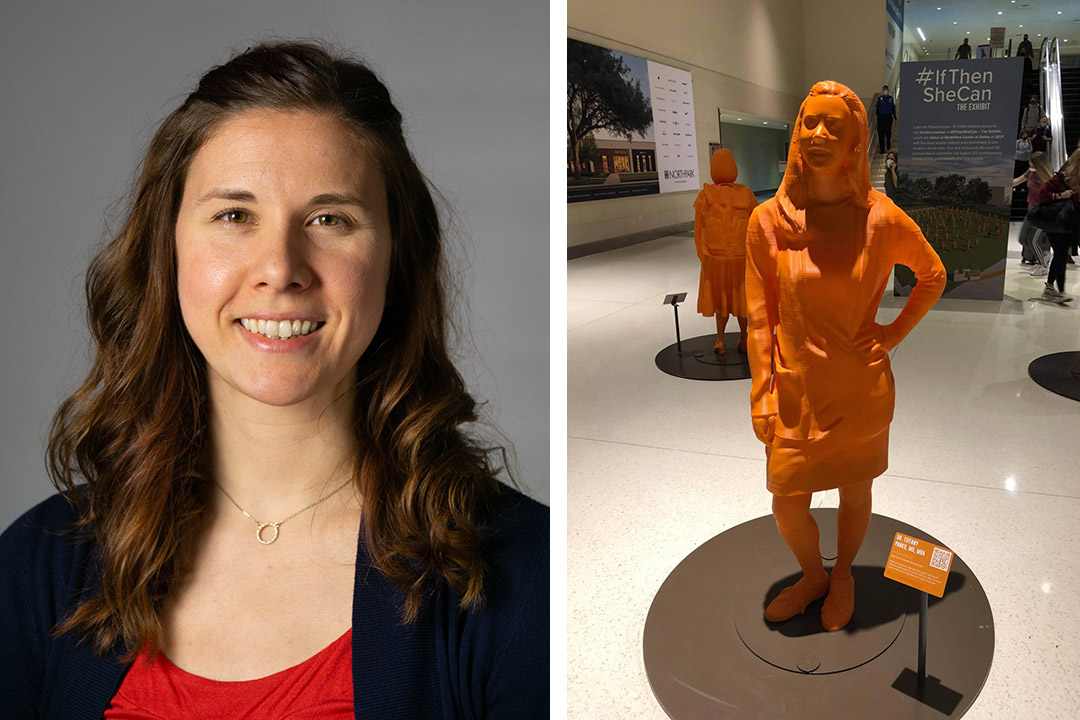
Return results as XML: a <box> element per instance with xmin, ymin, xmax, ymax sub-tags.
<box><xmin>654</xmin><ymin>333</ymin><xmax>752</xmax><ymax>381</ymax></box>
<box><xmin>643</xmin><ymin>509</ymin><xmax>994</xmax><ymax>718</ymax></box>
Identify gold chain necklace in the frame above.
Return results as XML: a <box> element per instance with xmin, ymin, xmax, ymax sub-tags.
<box><xmin>216</xmin><ymin>479</ymin><xmax>353</xmax><ymax>545</ymax></box>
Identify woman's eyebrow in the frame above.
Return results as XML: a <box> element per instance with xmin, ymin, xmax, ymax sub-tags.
<box><xmin>309</xmin><ymin>192</ymin><xmax>367</xmax><ymax>208</ymax></box>
<box><xmin>194</xmin><ymin>189</ymin><xmax>367</xmax><ymax>208</ymax></box>
<box><xmin>195</xmin><ymin>188</ymin><xmax>257</xmax><ymax>205</ymax></box>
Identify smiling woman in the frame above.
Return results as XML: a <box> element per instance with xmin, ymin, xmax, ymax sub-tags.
<box><xmin>0</xmin><ymin>42</ymin><xmax>548</xmax><ymax>719</ymax></box>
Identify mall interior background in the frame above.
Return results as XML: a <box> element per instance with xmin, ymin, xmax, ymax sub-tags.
<box><xmin>568</xmin><ymin>1</ymin><xmax>1080</xmax><ymax>718</ymax></box>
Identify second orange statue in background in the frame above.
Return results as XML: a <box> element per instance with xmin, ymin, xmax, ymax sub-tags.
<box><xmin>693</xmin><ymin>148</ymin><xmax>758</xmax><ymax>355</ymax></box>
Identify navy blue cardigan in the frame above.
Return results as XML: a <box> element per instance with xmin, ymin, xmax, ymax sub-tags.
<box><xmin>0</xmin><ymin>485</ymin><xmax>548</xmax><ymax>719</ymax></box>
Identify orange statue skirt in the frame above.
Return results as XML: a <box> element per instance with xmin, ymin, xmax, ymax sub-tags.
<box><xmin>765</xmin><ymin>428</ymin><xmax>888</xmax><ymax>496</ymax></box>
<box><xmin>697</xmin><ymin>255</ymin><xmax>747</xmax><ymax>319</ymax></box>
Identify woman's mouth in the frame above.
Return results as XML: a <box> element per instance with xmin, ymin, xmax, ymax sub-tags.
<box><xmin>238</xmin><ymin>318</ymin><xmax>324</xmax><ymax>340</ymax></box>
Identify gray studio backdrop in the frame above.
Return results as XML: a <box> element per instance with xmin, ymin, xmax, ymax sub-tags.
<box><xmin>0</xmin><ymin>0</ymin><xmax>549</xmax><ymax>531</ymax></box>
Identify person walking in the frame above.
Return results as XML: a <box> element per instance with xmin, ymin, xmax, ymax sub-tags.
<box><xmin>956</xmin><ymin>38</ymin><xmax>972</xmax><ymax>59</ymax></box>
<box><xmin>876</xmin><ymin>85</ymin><xmax>897</xmax><ymax>155</ymax></box>
<box><xmin>1020</xmin><ymin>96</ymin><xmax>1043</xmax><ymax>135</ymax></box>
<box><xmin>1032</xmin><ymin>149</ymin><xmax>1080</xmax><ymax>300</ymax></box>
<box><xmin>1031</xmin><ymin>117</ymin><xmax>1052</xmax><ymax>154</ymax></box>
<box><xmin>1013</xmin><ymin>151</ymin><xmax>1052</xmax><ymax>275</ymax></box>
<box><xmin>884</xmin><ymin>151</ymin><xmax>899</xmax><ymax>198</ymax></box>
<box><xmin>1017</xmin><ymin>34</ymin><xmax>1034</xmax><ymax>58</ymax></box>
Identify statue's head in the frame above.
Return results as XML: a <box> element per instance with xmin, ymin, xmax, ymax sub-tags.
<box><xmin>710</xmin><ymin>148</ymin><xmax>737</xmax><ymax>184</ymax></box>
<box><xmin>777</xmin><ymin>80</ymin><xmax>871</xmax><ymax>214</ymax></box>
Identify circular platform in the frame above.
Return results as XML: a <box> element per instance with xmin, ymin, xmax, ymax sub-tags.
<box><xmin>1028</xmin><ymin>351</ymin><xmax>1080</xmax><ymax>402</ymax></box>
<box><xmin>643</xmin><ymin>509</ymin><xmax>994</xmax><ymax>718</ymax></box>
<box><xmin>654</xmin><ymin>333</ymin><xmax>751</xmax><ymax>381</ymax></box>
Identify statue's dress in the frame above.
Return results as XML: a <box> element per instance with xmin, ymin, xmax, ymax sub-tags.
<box><xmin>745</xmin><ymin>191</ymin><xmax>946</xmax><ymax>495</ymax></box>
<box><xmin>693</xmin><ymin>176</ymin><xmax>757</xmax><ymax>320</ymax></box>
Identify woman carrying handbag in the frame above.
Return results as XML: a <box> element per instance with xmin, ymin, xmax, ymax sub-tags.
<box><xmin>1028</xmin><ymin>148</ymin><xmax>1080</xmax><ymax>300</ymax></box>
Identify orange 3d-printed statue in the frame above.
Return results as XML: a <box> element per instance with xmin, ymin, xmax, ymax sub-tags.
<box><xmin>745</xmin><ymin>81</ymin><xmax>946</xmax><ymax>631</ymax></box>
<box><xmin>693</xmin><ymin>149</ymin><xmax>758</xmax><ymax>354</ymax></box>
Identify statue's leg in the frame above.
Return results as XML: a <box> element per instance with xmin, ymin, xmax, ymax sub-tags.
<box><xmin>714</xmin><ymin>314</ymin><xmax>726</xmax><ymax>354</ymax></box>
<box><xmin>821</xmin><ymin>479</ymin><xmax>873</xmax><ymax>631</ymax></box>
<box><xmin>764</xmin><ymin>493</ymin><xmax>829</xmax><ymax>622</ymax></box>
<box><xmin>736</xmin><ymin>315</ymin><xmax>748</xmax><ymax>353</ymax></box>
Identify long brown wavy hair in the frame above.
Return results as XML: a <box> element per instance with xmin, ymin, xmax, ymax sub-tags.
<box><xmin>776</xmin><ymin>80</ymin><xmax>873</xmax><ymax>231</ymax></box>
<box><xmin>48</xmin><ymin>41</ymin><xmax>502</xmax><ymax>657</ymax></box>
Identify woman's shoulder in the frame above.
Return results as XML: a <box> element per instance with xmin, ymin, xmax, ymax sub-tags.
<box><xmin>479</xmin><ymin>483</ymin><xmax>549</xmax><ymax>607</ymax></box>
<box><xmin>434</xmin><ymin>483</ymin><xmax>549</xmax><ymax>715</ymax></box>
<box><xmin>1</xmin><ymin>491</ymin><xmax>87</xmax><ymax>559</ymax></box>
<box><xmin>0</xmin><ymin>491</ymin><xmax>96</xmax><ymax>617</ymax></box>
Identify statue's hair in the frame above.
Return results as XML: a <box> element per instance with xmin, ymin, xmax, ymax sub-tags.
<box><xmin>776</xmin><ymin>80</ymin><xmax>872</xmax><ymax>228</ymax></box>
<box><xmin>48</xmin><ymin>40</ymin><xmax>501</xmax><ymax>658</ymax></box>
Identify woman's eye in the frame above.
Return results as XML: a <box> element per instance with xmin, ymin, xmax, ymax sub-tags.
<box><xmin>215</xmin><ymin>209</ymin><xmax>249</xmax><ymax>224</ymax></box>
<box><xmin>312</xmin><ymin>214</ymin><xmax>345</xmax><ymax>227</ymax></box>
<box><xmin>804</xmin><ymin>117</ymin><xmax>819</xmax><ymax>130</ymax></box>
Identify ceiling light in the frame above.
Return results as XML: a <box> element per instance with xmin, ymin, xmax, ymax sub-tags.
<box><xmin>917</xmin><ymin>27</ymin><xmax>927</xmax><ymax>41</ymax></box>
<box><xmin>998</xmin><ymin>11</ymin><xmax>1003</xmax><ymax>15</ymax></box>
<box><xmin>1019</xmin><ymin>25</ymin><xmax>1023</xmax><ymax>28</ymax></box>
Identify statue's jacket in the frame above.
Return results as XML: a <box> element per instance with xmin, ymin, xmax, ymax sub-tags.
<box><xmin>745</xmin><ymin>190</ymin><xmax>946</xmax><ymax>492</ymax></box>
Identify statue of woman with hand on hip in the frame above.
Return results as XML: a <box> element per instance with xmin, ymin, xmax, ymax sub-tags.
<box><xmin>744</xmin><ymin>81</ymin><xmax>946</xmax><ymax>631</ymax></box>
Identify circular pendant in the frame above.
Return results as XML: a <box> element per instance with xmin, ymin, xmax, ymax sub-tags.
<box><xmin>256</xmin><ymin>522</ymin><xmax>280</xmax><ymax>544</ymax></box>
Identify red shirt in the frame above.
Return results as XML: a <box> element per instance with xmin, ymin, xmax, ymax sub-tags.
<box><xmin>104</xmin><ymin>630</ymin><xmax>353</xmax><ymax>719</ymax></box>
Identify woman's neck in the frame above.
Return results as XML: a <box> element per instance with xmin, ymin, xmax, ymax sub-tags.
<box><xmin>204</xmin><ymin>379</ymin><xmax>360</xmax><ymax>520</ymax></box>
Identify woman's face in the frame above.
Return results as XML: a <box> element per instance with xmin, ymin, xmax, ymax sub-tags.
<box><xmin>798</xmin><ymin>95</ymin><xmax>855</xmax><ymax>174</ymax></box>
<box><xmin>175</xmin><ymin>110</ymin><xmax>392</xmax><ymax>410</ymax></box>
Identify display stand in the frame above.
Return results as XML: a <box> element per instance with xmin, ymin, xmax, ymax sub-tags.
<box><xmin>655</xmin><ymin>294</ymin><xmax>752</xmax><ymax>381</ymax></box>
<box><xmin>1028</xmin><ymin>351</ymin><xmax>1080</xmax><ymax>401</ymax></box>
<box><xmin>643</xmin><ymin>509</ymin><xmax>993</xmax><ymax>718</ymax></box>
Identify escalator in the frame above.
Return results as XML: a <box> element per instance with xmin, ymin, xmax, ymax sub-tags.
<box><xmin>1012</xmin><ymin>39</ymin><xmax>1073</xmax><ymax>220</ymax></box>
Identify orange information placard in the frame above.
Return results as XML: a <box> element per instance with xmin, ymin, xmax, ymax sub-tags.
<box><xmin>883</xmin><ymin>532</ymin><xmax>954</xmax><ymax>598</ymax></box>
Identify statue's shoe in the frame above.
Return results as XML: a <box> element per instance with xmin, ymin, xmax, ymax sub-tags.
<box><xmin>764</xmin><ymin>575</ymin><xmax>830</xmax><ymax>623</ymax></box>
<box><xmin>821</xmin><ymin>573</ymin><xmax>855</xmax><ymax>632</ymax></box>
<box><xmin>714</xmin><ymin>339</ymin><xmax>726</xmax><ymax>355</ymax></box>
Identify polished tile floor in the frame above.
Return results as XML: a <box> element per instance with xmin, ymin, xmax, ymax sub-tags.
<box><xmin>567</xmin><ymin>222</ymin><xmax>1080</xmax><ymax>719</ymax></box>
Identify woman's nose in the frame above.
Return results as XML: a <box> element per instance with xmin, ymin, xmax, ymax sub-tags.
<box><xmin>251</xmin><ymin>223</ymin><xmax>313</xmax><ymax>292</ymax></box>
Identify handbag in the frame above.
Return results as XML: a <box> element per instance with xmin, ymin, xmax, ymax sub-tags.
<box><xmin>1027</xmin><ymin>198</ymin><xmax>1075</xmax><ymax>234</ymax></box>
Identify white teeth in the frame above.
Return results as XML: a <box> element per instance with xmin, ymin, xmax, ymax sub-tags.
<box><xmin>240</xmin><ymin>318</ymin><xmax>321</xmax><ymax>340</ymax></box>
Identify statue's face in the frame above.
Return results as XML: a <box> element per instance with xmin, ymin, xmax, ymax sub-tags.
<box><xmin>798</xmin><ymin>95</ymin><xmax>854</xmax><ymax>173</ymax></box>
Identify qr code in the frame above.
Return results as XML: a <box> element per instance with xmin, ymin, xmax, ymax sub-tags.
<box><xmin>929</xmin><ymin>547</ymin><xmax>953</xmax><ymax>572</ymax></box>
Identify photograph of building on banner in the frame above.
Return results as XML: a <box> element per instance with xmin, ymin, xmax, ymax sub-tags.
<box><xmin>567</xmin><ymin>38</ymin><xmax>698</xmax><ymax>203</ymax></box>
<box><xmin>894</xmin><ymin>58</ymin><xmax>1024</xmax><ymax>300</ymax></box>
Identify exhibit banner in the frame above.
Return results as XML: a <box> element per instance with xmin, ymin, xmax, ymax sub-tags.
<box><xmin>567</xmin><ymin>39</ymin><xmax>698</xmax><ymax>203</ymax></box>
<box><xmin>894</xmin><ymin>58</ymin><xmax>1024</xmax><ymax>300</ymax></box>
